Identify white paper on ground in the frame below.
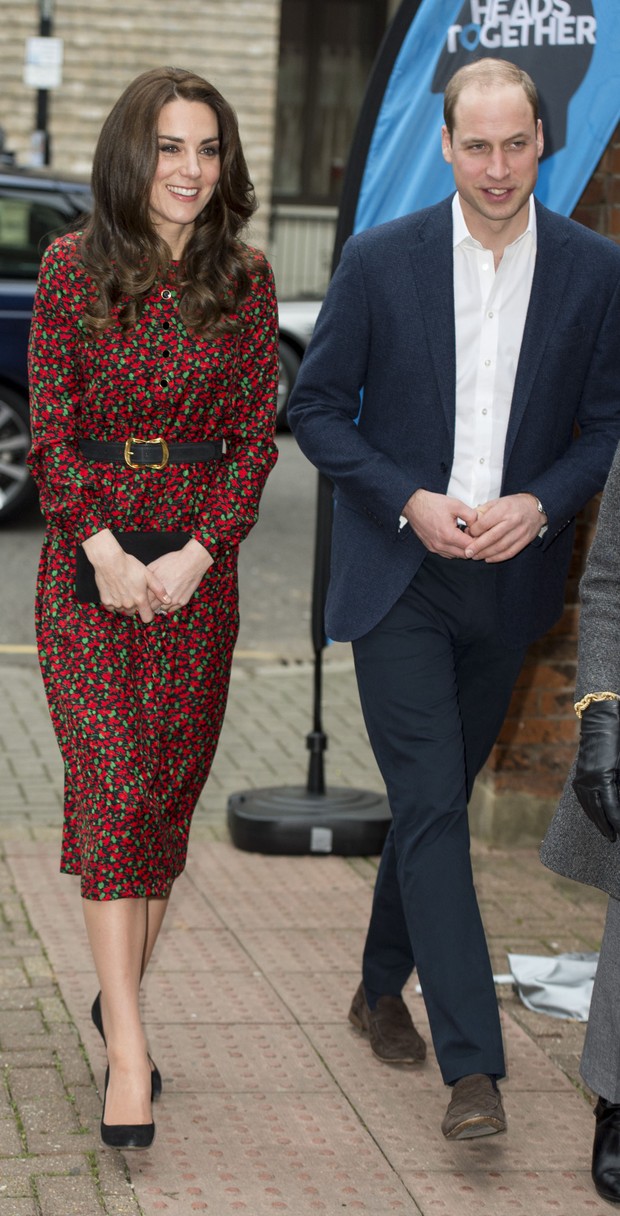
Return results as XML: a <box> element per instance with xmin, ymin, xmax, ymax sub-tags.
<box><xmin>506</xmin><ymin>951</ymin><xmax>599</xmax><ymax>1022</ymax></box>
<box><xmin>414</xmin><ymin>954</ymin><xmax>597</xmax><ymax>1020</ymax></box>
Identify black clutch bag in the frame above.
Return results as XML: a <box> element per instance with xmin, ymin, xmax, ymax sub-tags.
<box><xmin>75</xmin><ymin>531</ymin><xmax>191</xmax><ymax>604</ymax></box>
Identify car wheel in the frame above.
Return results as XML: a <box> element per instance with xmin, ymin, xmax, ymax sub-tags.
<box><xmin>0</xmin><ymin>386</ymin><xmax>36</xmax><ymax>524</ymax></box>
<box><xmin>277</xmin><ymin>339</ymin><xmax>301</xmax><ymax>430</ymax></box>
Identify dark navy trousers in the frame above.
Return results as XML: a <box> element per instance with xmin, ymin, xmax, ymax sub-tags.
<box><xmin>352</xmin><ymin>553</ymin><xmax>526</xmax><ymax>1084</ymax></box>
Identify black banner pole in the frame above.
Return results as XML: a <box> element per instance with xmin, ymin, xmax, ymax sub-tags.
<box><xmin>226</xmin><ymin>3</ymin><xmax>426</xmax><ymax>855</ymax></box>
<box><xmin>34</xmin><ymin>0</ymin><xmax>54</xmax><ymax>165</ymax></box>
<box><xmin>226</xmin><ymin>456</ymin><xmax>391</xmax><ymax>855</ymax></box>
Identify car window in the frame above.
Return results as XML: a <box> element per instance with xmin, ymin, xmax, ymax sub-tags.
<box><xmin>0</xmin><ymin>190</ymin><xmax>78</xmax><ymax>279</ymax></box>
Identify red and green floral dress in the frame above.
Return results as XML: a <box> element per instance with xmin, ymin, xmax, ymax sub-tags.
<box><xmin>27</xmin><ymin>234</ymin><xmax>279</xmax><ymax>900</ymax></box>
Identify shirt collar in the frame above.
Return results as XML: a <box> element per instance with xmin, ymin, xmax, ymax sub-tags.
<box><xmin>452</xmin><ymin>192</ymin><xmax>537</xmax><ymax>251</ymax></box>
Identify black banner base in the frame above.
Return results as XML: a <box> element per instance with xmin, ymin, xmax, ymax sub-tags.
<box><xmin>227</xmin><ymin>786</ymin><xmax>391</xmax><ymax>856</ymax></box>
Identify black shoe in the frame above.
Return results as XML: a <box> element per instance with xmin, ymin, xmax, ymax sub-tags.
<box><xmin>100</xmin><ymin>1066</ymin><xmax>155</xmax><ymax>1150</ymax></box>
<box><xmin>91</xmin><ymin>993</ymin><xmax>163</xmax><ymax>1101</ymax></box>
<box><xmin>593</xmin><ymin>1097</ymin><xmax>620</xmax><ymax>1204</ymax></box>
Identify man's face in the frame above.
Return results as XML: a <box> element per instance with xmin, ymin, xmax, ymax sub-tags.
<box><xmin>441</xmin><ymin>82</ymin><xmax>543</xmax><ymax>243</ymax></box>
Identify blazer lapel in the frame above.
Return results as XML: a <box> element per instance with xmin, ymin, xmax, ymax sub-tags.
<box><xmin>503</xmin><ymin>200</ymin><xmax>574</xmax><ymax>465</ymax></box>
<box><xmin>407</xmin><ymin>201</ymin><xmax>456</xmax><ymax>435</ymax></box>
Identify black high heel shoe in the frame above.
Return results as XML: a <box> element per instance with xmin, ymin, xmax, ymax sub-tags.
<box><xmin>91</xmin><ymin>992</ymin><xmax>163</xmax><ymax>1101</ymax></box>
<box><xmin>100</xmin><ymin>1066</ymin><xmax>155</xmax><ymax>1150</ymax></box>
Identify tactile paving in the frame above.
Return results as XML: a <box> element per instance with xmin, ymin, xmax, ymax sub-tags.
<box><xmin>304</xmin><ymin>1017</ymin><xmax>592</xmax><ymax>1173</ymax></box>
<box><xmin>141</xmin><ymin>968</ymin><xmax>295</xmax><ymax>1026</ymax></box>
<box><xmin>158</xmin><ymin>868</ymin><xmax>228</xmax><ymax>931</ymax></box>
<box><xmin>265</xmin><ymin>968</ymin><xmax>368</xmax><ymax>1023</ymax></box>
<box><xmin>234</xmin><ymin>927</ymin><xmax>367</xmax><ymax>973</ymax></box>
<box><xmin>399</xmin><ymin>1168</ymin><xmax>607</xmax><ymax>1214</ymax></box>
<box><xmin>186</xmin><ymin>844</ymin><xmax>373</xmax><ymax>930</ymax></box>
<box><xmin>6</xmin><ymin>836</ymin><xmax>612</xmax><ymax>1216</ymax></box>
<box><xmin>132</xmin><ymin>1091</ymin><xmax>415</xmax><ymax>1213</ymax></box>
<box><xmin>151</xmin><ymin>926</ymin><xmax>255</xmax><ymax>973</ymax></box>
<box><xmin>143</xmin><ymin>1022</ymin><xmax>333</xmax><ymax>1094</ymax></box>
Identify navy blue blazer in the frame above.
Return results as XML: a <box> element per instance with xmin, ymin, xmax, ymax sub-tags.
<box><xmin>288</xmin><ymin>196</ymin><xmax>620</xmax><ymax>648</ymax></box>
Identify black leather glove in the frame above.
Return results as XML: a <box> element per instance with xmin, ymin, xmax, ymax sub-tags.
<box><xmin>572</xmin><ymin>699</ymin><xmax>620</xmax><ymax>841</ymax></box>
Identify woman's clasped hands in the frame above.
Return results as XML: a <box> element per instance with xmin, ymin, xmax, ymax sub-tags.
<box><xmin>81</xmin><ymin>530</ymin><xmax>214</xmax><ymax>623</ymax></box>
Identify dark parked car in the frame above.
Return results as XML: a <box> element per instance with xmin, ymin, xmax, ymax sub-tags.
<box><xmin>0</xmin><ymin>168</ymin><xmax>92</xmax><ymax>522</ymax></box>
<box><xmin>0</xmin><ymin>166</ymin><xmax>320</xmax><ymax>524</ymax></box>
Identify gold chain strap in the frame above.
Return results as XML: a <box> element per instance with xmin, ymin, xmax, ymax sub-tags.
<box><xmin>574</xmin><ymin>691</ymin><xmax>620</xmax><ymax>719</ymax></box>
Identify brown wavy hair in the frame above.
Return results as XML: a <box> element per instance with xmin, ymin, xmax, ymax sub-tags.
<box><xmin>79</xmin><ymin>66</ymin><xmax>262</xmax><ymax>335</ymax></box>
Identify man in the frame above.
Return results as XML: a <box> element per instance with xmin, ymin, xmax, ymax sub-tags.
<box><xmin>287</xmin><ymin>58</ymin><xmax>620</xmax><ymax>1140</ymax></box>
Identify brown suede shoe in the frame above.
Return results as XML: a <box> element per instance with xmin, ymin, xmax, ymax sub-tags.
<box><xmin>348</xmin><ymin>981</ymin><xmax>427</xmax><ymax>1064</ymax></box>
<box><xmin>441</xmin><ymin>1074</ymin><xmax>507</xmax><ymax>1140</ymax></box>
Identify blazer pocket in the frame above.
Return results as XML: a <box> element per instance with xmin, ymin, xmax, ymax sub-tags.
<box><xmin>335</xmin><ymin>493</ymin><xmax>384</xmax><ymax>530</ymax></box>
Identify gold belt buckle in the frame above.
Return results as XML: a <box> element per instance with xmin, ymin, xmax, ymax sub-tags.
<box><xmin>124</xmin><ymin>436</ymin><xmax>170</xmax><ymax>470</ymax></box>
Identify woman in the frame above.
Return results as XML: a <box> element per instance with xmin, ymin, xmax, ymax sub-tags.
<box><xmin>541</xmin><ymin>439</ymin><xmax>620</xmax><ymax>1205</ymax></box>
<box><xmin>27</xmin><ymin>67</ymin><xmax>279</xmax><ymax>1149</ymax></box>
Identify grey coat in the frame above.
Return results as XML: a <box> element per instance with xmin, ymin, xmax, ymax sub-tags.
<box><xmin>540</xmin><ymin>440</ymin><xmax>620</xmax><ymax>897</ymax></box>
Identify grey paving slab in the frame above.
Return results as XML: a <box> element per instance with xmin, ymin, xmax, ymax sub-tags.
<box><xmin>0</xmin><ymin>1202</ymin><xmax>39</xmax><ymax>1216</ymax></box>
<box><xmin>0</xmin><ymin>1113</ymin><xmax>24</xmax><ymax>1156</ymax></box>
<box><xmin>0</xmin><ymin>1008</ymin><xmax>50</xmax><ymax>1049</ymax></box>
<box><xmin>7</xmin><ymin>1066</ymin><xmax>82</xmax><ymax>1154</ymax></box>
<box><xmin>35</xmin><ymin>1174</ymin><xmax>106</xmax><ymax>1216</ymax></box>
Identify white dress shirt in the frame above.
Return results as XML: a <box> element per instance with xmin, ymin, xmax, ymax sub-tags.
<box><xmin>446</xmin><ymin>192</ymin><xmax>537</xmax><ymax>508</ymax></box>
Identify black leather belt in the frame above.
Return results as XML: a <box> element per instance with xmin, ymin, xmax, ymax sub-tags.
<box><xmin>79</xmin><ymin>437</ymin><xmax>223</xmax><ymax>470</ymax></box>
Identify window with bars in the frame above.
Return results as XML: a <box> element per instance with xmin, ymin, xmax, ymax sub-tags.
<box><xmin>273</xmin><ymin>0</ymin><xmax>388</xmax><ymax>205</ymax></box>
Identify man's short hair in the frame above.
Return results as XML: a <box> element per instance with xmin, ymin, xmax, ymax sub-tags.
<box><xmin>443</xmin><ymin>58</ymin><xmax>539</xmax><ymax>138</ymax></box>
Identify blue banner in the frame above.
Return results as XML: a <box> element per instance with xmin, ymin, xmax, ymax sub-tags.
<box><xmin>353</xmin><ymin>0</ymin><xmax>620</xmax><ymax>235</ymax></box>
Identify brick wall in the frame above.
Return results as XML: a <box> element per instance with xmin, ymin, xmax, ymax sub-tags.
<box><xmin>572</xmin><ymin>124</ymin><xmax>620</xmax><ymax>240</ymax></box>
<box><xmin>470</xmin><ymin>125</ymin><xmax>620</xmax><ymax>843</ymax></box>
<box><xmin>0</xmin><ymin>0</ymin><xmax>281</xmax><ymax>250</ymax></box>
<box><xmin>496</xmin><ymin>488</ymin><xmax>615</xmax><ymax>804</ymax></box>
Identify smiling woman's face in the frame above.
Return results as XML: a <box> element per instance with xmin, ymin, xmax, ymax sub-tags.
<box><xmin>149</xmin><ymin>97</ymin><xmax>221</xmax><ymax>257</ymax></box>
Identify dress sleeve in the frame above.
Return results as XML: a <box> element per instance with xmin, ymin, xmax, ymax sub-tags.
<box><xmin>191</xmin><ymin>255</ymin><xmax>279</xmax><ymax>556</ymax></box>
<box><xmin>27</xmin><ymin>238</ymin><xmax>108</xmax><ymax>542</ymax></box>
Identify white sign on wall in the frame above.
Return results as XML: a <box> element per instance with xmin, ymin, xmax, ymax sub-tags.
<box><xmin>24</xmin><ymin>37</ymin><xmax>64</xmax><ymax>90</ymax></box>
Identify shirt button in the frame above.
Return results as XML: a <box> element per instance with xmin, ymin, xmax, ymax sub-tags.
<box><xmin>479</xmin><ymin>457</ymin><xmax>485</xmax><ymax>465</ymax></box>
<box><xmin>161</xmin><ymin>289</ymin><xmax>172</xmax><ymax>300</ymax></box>
<box><xmin>162</xmin><ymin>320</ymin><xmax>170</xmax><ymax>329</ymax></box>
<box><xmin>484</xmin><ymin>359</ymin><xmax>491</xmax><ymax>367</ymax></box>
<box><xmin>487</xmin><ymin>311</ymin><xmax>494</xmax><ymax>318</ymax></box>
<box><xmin>160</xmin><ymin>378</ymin><xmax>169</xmax><ymax>388</ymax></box>
<box><xmin>162</xmin><ymin>348</ymin><xmax>171</xmax><ymax>358</ymax></box>
<box><xmin>482</xmin><ymin>408</ymin><xmax>488</xmax><ymax>415</ymax></box>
